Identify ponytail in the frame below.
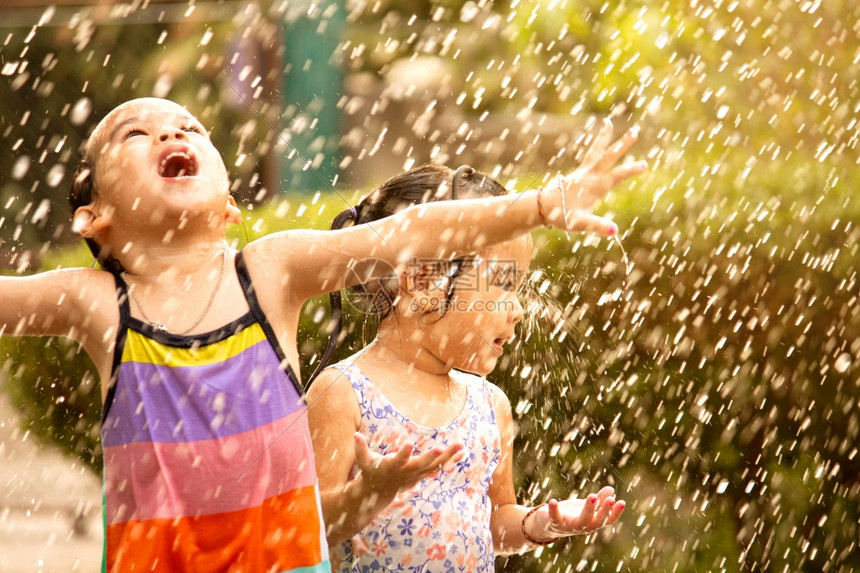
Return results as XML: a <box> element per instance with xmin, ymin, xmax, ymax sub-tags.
<box><xmin>308</xmin><ymin>204</ymin><xmax>362</xmax><ymax>383</ymax></box>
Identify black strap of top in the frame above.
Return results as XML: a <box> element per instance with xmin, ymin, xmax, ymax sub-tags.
<box><xmin>235</xmin><ymin>251</ymin><xmax>304</xmax><ymax>395</ymax></box>
<box><xmin>102</xmin><ymin>272</ymin><xmax>131</xmax><ymax>424</ymax></box>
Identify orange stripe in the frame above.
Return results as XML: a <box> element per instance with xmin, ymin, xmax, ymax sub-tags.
<box><xmin>105</xmin><ymin>485</ymin><xmax>325</xmax><ymax>573</ymax></box>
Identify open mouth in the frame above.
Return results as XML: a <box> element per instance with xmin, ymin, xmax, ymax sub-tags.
<box><xmin>158</xmin><ymin>151</ymin><xmax>198</xmax><ymax>178</ymax></box>
<box><xmin>491</xmin><ymin>333</ymin><xmax>516</xmax><ymax>354</ymax></box>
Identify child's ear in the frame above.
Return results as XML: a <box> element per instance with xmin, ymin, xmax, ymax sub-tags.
<box><xmin>403</xmin><ymin>264</ymin><xmax>448</xmax><ymax>313</ymax></box>
<box><xmin>72</xmin><ymin>206</ymin><xmax>111</xmax><ymax>237</ymax></box>
<box><xmin>225</xmin><ymin>195</ymin><xmax>242</xmax><ymax>225</ymax></box>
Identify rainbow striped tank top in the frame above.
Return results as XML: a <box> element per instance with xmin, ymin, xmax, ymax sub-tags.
<box><xmin>101</xmin><ymin>252</ymin><xmax>330</xmax><ymax>572</ymax></box>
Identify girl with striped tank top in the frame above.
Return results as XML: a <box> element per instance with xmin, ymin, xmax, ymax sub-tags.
<box><xmin>0</xmin><ymin>98</ymin><xmax>645</xmax><ymax>572</ymax></box>
<box><xmin>308</xmin><ymin>161</ymin><xmax>640</xmax><ymax>572</ymax></box>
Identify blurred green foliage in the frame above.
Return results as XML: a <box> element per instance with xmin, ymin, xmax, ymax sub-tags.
<box><xmin>497</xmin><ymin>158</ymin><xmax>859</xmax><ymax>572</ymax></box>
<box><xmin>1</xmin><ymin>0</ymin><xmax>858</xmax><ymax>571</ymax></box>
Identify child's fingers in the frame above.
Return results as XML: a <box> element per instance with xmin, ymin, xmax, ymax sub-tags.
<box><xmin>409</xmin><ymin>445</ymin><xmax>448</xmax><ymax>472</ymax></box>
<box><xmin>599</xmin><ymin>126</ymin><xmax>640</xmax><ymax>169</ymax></box>
<box><xmin>610</xmin><ymin>159</ymin><xmax>648</xmax><ymax>185</ymax></box>
<box><xmin>391</xmin><ymin>443</ymin><xmax>415</xmax><ymax>465</ymax></box>
<box><xmin>417</xmin><ymin>443</ymin><xmax>463</xmax><ymax>474</ymax></box>
<box><xmin>580</xmin><ymin>118</ymin><xmax>615</xmax><ymax>167</ymax></box>
<box><xmin>578</xmin><ymin>494</ymin><xmax>598</xmax><ymax>527</ymax></box>
<box><xmin>435</xmin><ymin>443</ymin><xmax>464</xmax><ymax>468</ymax></box>
<box><xmin>547</xmin><ymin>498</ymin><xmax>562</xmax><ymax>527</ymax></box>
<box><xmin>353</xmin><ymin>432</ymin><xmax>375</xmax><ymax>470</ymax></box>
<box><xmin>567</xmin><ymin>213</ymin><xmax>618</xmax><ymax>237</ymax></box>
<box><xmin>590</xmin><ymin>496</ymin><xmax>615</xmax><ymax>528</ymax></box>
<box><xmin>446</xmin><ymin>449</ymin><xmax>466</xmax><ymax>468</ymax></box>
<box><xmin>595</xmin><ymin>486</ymin><xmax>616</xmax><ymax>503</ymax></box>
<box><xmin>607</xmin><ymin>499</ymin><xmax>625</xmax><ymax>525</ymax></box>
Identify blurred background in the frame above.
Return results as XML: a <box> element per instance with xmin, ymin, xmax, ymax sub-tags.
<box><xmin>1</xmin><ymin>0</ymin><xmax>858</xmax><ymax>571</ymax></box>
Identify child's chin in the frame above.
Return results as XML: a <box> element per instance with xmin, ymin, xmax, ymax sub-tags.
<box><xmin>457</xmin><ymin>358</ymin><xmax>497</xmax><ymax>377</ymax></box>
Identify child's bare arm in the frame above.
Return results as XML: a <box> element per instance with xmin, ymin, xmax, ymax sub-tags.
<box><xmin>488</xmin><ymin>384</ymin><xmax>625</xmax><ymax>553</ymax></box>
<box><xmin>307</xmin><ymin>368</ymin><xmax>463</xmax><ymax>547</ymax></box>
<box><xmin>248</xmin><ymin>191</ymin><xmax>543</xmax><ymax>302</ymax></box>
<box><xmin>0</xmin><ymin>269</ymin><xmax>118</xmax><ymax>383</ymax></box>
<box><xmin>487</xmin><ymin>383</ymin><xmax>530</xmax><ymax>554</ymax></box>
<box><xmin>0</xmin><ymin>269</ymin><xmax>93</xmax><ymax>337</ymax></box>
<box><xmin>253</xmin><ymin>119</ymin><xmax>645</xmax><ymax>302</ymax></box>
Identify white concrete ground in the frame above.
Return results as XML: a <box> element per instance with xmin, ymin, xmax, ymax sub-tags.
<box><xmin>0</xmin><ymin>392</ymin><xmax>103</xmax><ymax>572</ymax></box>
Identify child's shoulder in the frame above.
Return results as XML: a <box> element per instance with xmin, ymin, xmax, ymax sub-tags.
<box><xmin>451</xmin><ymin>368</ymin><xmax>497</xmax><ymax>388</ymax></box>
<box><xmin>21</xmin><ymin>265</ymin><xmax>115</xmax><ymax>297</ymax></box>
<box><xmin>452</xmin><ymin>369</ymin><xmax>508</xmax><ymax>401</ymax></box>
<box><xmin>307</xmin><ymin>359</ymin><xmax>361</xmax><ymax>399</ymax></box>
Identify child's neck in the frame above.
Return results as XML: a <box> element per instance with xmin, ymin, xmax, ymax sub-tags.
<box><xmin>118</xmin><ymin>236</ymin><xmax>228</xmax><ymax>279</ymax></box>
<box><xmin>360</xmin><ymin>337</ymin><xmax>466</xmax><ymax>428</ymax></box>
<box><xmin>368</xmin><ymin>334</ymin><xmax>451</xmax><ymax>378</ymax></box>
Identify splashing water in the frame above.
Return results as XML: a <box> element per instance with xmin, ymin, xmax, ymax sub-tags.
<box><xmin>1</xmin><ymin>1</ymin><xmax>859</xmax><ymax>572</ymax></box>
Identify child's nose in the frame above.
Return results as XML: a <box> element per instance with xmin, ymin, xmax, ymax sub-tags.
<box><xmin>159</xmin><ymin>128</ymin><xmax>187</xmax><ymax>142</ymax></box>
<box><xmin>509</xmin><ymin>296</ymin><xmax>524</xmax><ymax>324</ymax></box>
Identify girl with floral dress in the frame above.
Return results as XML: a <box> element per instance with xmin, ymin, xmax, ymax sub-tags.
<box><xmin>308</xmin><ymin>122</ymin><xmax>642</xmax><ymax>572</ymax></box>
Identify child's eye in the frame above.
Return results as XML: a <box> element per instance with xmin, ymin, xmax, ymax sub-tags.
<box><xmin>182</xmin><ymin>125</ymin><xmax>204</xmax><ymax>135</ymax></box>
<box><xmin>123</xmin><ymin>129</ymin><xmax>146</xmax><ymax>140</ymax></box>
<box><xmin>493</xmin><ymin>275</ymin><xmax>518</xmax><ymax>290</ymax></box>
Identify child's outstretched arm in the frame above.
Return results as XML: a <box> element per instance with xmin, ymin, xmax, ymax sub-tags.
<box><xmin>0</xmin><ymin>269</ymin><xmax>118</xmax><ymax>381</ymax></box>
<box><xmin>306</xmin><ymin>368</ymin><xmax>464</xmax><ymax>546</ymax></box>
<box><xmin>488</xmin><ymin>384</ymin><xmax>625</xmax><ymax>554</ymax></box>
<box><xmin>248</xmin><ymin>119</ymin><xmax>645</xmax><ymax>302</ymax></box>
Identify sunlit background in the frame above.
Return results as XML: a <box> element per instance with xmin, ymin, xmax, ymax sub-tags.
<box><xmin>1</xmin><ymin>0</ymin><xmax>858</xmax><ymax>571</ymax></box>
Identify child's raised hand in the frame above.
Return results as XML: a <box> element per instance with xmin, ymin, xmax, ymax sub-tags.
<box><xmin>543</xmin><ymin>118</ymin><xmax>647</xmax><ymax>236</ymax></box>
<box><xmin>353</xmin><ymin>432</ymin><xmax>464</xmax><ymax>496</ymax></box>
<box><xmin>525</xmin><ymin>486</ymin><xmax>625</xmax><ymax>542</ymax></box>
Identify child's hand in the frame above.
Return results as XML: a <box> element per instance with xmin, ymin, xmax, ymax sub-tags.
<box><xmin>544</xmin><ymin>118</ymin><xmax>647</xmax><ymax>236</ymax></box>
<box><xmin>527</xmin><ymin>486</ymin><xmax>625</xmax><ymax>541</ymax></box>
<box><xmin>353</xmin><ymin>432</ymin><xmax>464</xmax><ymax>497</ymax></box>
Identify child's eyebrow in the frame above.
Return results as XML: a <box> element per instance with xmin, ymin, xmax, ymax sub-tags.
<box><xmin>109</xmin><ymin>116</ymin><xmax>143</xmax><ymax>139</ymax></box>
<box><xmin>109</xmin><ymin>114</ymin><xmax>202</xmax><ymax>140</ymax></box>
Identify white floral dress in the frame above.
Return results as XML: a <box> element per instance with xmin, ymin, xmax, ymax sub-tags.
<box><xmin>329</xmin><ymin>362</ymin><xmax>502</xmax><ymax>573</ymax></box>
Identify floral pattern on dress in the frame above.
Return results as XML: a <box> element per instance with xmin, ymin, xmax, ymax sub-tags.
<box><xmin>330</xmin><ymin>363</ymin><xmax>502</xmax><ymax>573</ymax></box>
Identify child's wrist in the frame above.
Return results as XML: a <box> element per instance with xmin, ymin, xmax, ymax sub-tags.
<box><xmin>536</xmin><ymin>187</ymin><xmax>552</xmax><ymax>228</ymax></box>
<box><xmin>521</xmin><ymin>503</ymin><xmax>559</xmax><ymax>546</ymax></box>
<box><xmin>538</xmin><ymin>179</ymin><xmax>568</xmax><ymax>229</ymax></box>
<box><xmin>355</xmin><ymin>471</ymin><xmax>396</xmax><ymax>502</ymax></box>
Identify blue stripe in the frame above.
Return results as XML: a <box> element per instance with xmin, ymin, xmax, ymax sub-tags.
<box><xmin>278</xmin><ymin>561</ymin><xmax>332</xmax><ymax>573</ymax></box>
<box><xmin>103</xmin><ymin>340</ymin><xmax>302</xmax><ymax>446</ymax></box>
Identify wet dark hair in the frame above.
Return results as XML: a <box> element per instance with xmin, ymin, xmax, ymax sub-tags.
<box><xmin>310</xmin><ymin>163</ymin><xmax>509</xmax><ymax>381</ymax></box>
<box><xmin>68</xmin><ymin>158</ymin><xmax>125</xmax><ymax>274</ymax></box>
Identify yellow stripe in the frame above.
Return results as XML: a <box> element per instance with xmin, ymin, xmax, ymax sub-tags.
<box><xmin>122</xmin><ymin>323</ymin><xmax>268</xmax><ymax>367</ymax></box>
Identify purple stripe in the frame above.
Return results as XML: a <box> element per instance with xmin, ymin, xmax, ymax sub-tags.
<box><xmin>102</xmin><ymin>341</ymin><xmax>303</xmax><ymax>447</ymax></box>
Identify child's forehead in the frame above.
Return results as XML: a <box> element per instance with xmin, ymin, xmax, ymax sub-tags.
<box><xmin>88</xmin><ymin>98</ymin><xmax>197</xmax><ymax>152</ymax></box>
<box><xmin>107</xmin><ymin>98</ymin><xmax>192</xmax><ymax>121</ymax></box>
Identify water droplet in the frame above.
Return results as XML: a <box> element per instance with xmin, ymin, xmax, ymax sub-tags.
<box><xmin>70</xmin><ymin>97</ymin><xmax>92</xmax><ymax>126</ymax></box>
<box><xmin>11</xmin><ymin>156</ymin><xmax>30</xmax><ymax>180</ymax></box>
<box><xmin>31</xmin><ymin>199</ymin><xmax>50</xmax><ymax>225</ymax></box>
<box><xmin>46</xmin><ymin>164</ymin><xmax>65</xmax><ymax>188</ymax></box>
<box><xmin>153</xmin><ymin>74</ymin><xmax>174</xmax><ymax>98</ymax></box>
<box><xmin>834</xmin><ymin>353</ymin><xmax>851</xmax><ymax>373</ymax></box>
